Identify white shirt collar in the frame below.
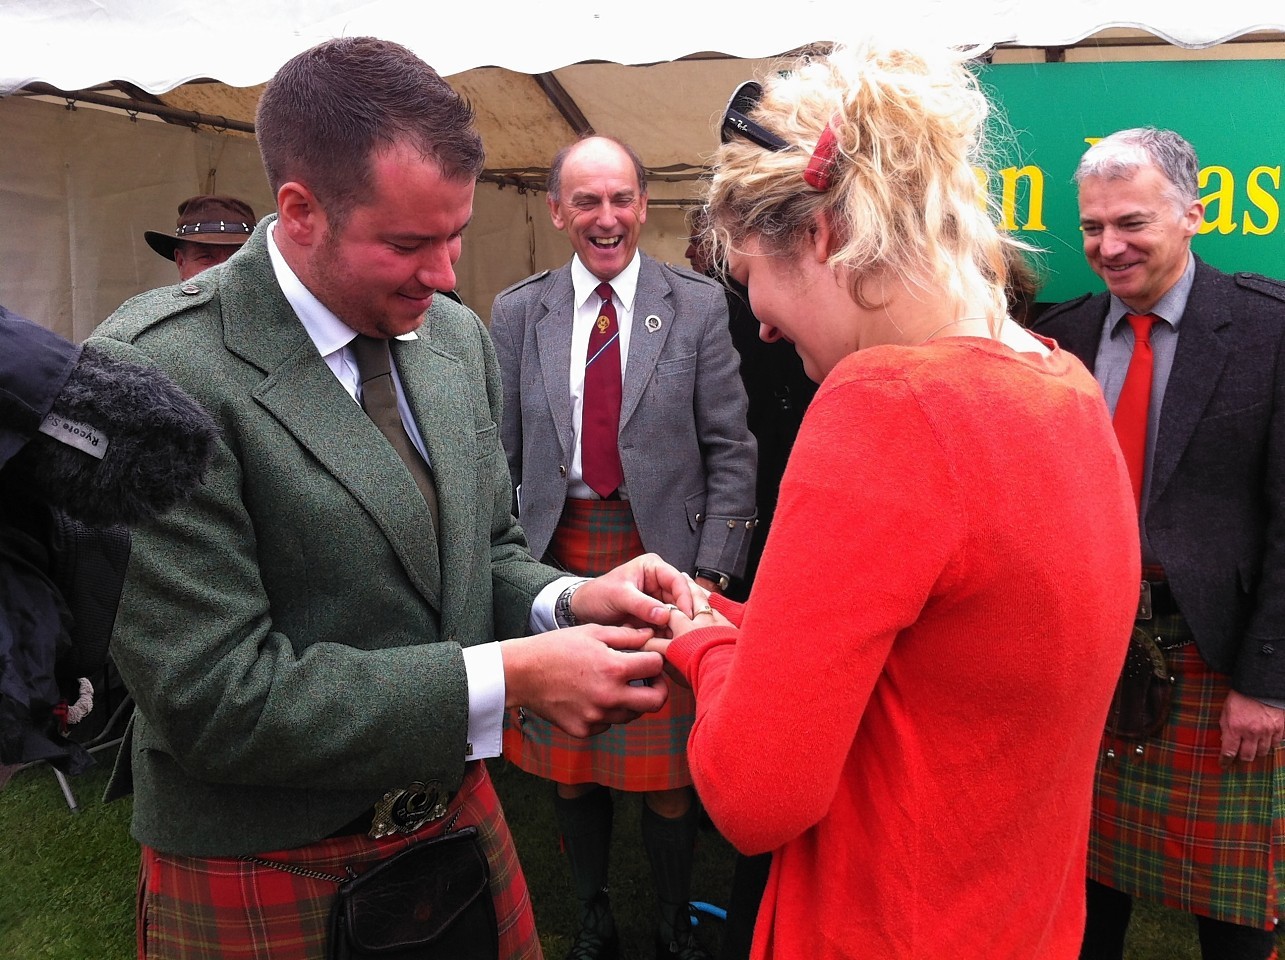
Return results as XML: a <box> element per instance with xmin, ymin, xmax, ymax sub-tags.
<box><xmin>570</xmin><ymin>251</ymin><xmax>641</xmax><ymax>312</ymax></box>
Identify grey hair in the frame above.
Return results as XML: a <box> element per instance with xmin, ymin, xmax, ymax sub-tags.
<box><xmin>1074</xmin><ymin>127</ymin><xmax>1200</xmax><ymax>209</ymax></box>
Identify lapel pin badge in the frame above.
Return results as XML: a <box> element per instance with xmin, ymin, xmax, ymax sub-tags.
<box><xmin>644</xmin><ymin>314</ymin><xmax>662</xmax><ymax>333</ymax></box>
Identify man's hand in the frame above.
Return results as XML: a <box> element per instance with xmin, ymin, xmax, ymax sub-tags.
<box><xmin>501</xmin><ymin>625</ymin><xmax>668</xmax><ymax>738</ymax></box>
<box><xmin>571</xmin><ymin>553</ymin><xmax>697</xmax><ymax>628</ymax></box>
<box><xmin>1218</xmin><ymin>689</ymin><xmax>1285</xmax><ymax>767</ymax></box>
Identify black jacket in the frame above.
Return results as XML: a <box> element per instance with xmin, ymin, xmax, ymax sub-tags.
<box><xmin>1034</xmin><ymin>258</ymin><xmax>1285</xmax><ymax>698</ymax></box>
<box><xmin>0</xmin><ymin>305</ymin><xmax>214</xmax><ymax>769</ymax></box>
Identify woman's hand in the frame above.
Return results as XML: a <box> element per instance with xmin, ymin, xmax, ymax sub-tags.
<box><xmin>643</xmin><ymin>578</ymin><xmax>733</xmax><ymax>687</ymax></box>
<box><xmin>666</xmin><ymin>595</ymin><xmax>733</xmax><ymax>638</ymax></box>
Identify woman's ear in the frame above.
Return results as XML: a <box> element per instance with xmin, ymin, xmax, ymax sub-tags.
<box><xmin>810</xmin><ymin>212</ymin><xmax>838</xmax><ymax>263</ymax></box>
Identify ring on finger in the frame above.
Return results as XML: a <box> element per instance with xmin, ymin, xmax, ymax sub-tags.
<box><xmin>694</xmin><ymin>605</ymin><xmax>714</xmax><ymax>617</ymax></box>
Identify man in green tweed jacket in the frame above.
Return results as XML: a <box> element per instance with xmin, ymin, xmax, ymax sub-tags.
<box><xmin>88</xmin><ymin>36</ymin><xmax>692</xmax><ymax>960</ymax></box>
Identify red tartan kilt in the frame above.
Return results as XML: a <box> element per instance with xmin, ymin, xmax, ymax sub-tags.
<box><xmin>504</xmin><ymin>499</ymin><xmax>696</xmax><ymax>791</ymax></box>
<box><xmin>1090</xmin><ymin>621</ymin><xmax>1285</xmax><ymax>929</ymax></box>
<box><xmin>137</xmin><ymin>762</ymin><xmax>540</xmax><ymax>959</ymax></box>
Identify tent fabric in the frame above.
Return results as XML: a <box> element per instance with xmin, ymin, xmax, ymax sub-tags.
<box><xmin>3</xmin><ymin>2</ymin><xmax>1284</xmax><ymax>339</ymax></box>
<box><xmin>0</xmin><ymin>93</ymin><xmax>693</xmax><ymax>342</ymax></box>
<box><xmin>2</xmin><ymin>1</ymin><xmax>1285</xmax><ymax>95</ymax></box>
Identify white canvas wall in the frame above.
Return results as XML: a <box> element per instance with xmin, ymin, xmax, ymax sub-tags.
<box><xmin>0</xmin><ymin>96</ymin><xmax>274</xmax><ymax>340</ymax></box>
<box><xmin>0</xmin><ymin>95</ymin><xmax>697</xmax><ymax>341</ymax></box>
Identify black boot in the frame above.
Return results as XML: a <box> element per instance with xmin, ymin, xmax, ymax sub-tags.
<box><xmin>642</xmin><ymin>798</ymin><xmax>711</xmax><ymax>960</ymax></box>
<box><xmin>554</xmin><ymin>786</ymin><xmax>619</xmax><ymax>960</ymax></box>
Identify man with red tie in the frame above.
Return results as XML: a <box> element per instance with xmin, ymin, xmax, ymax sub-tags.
<box><xmin>490</xmin><ymin>135</ymin><xmax>756</xmax><ymax>960</ymax></box>
<box><xmin>1036</xmin><ymin>127</ymin><xmax>1285</xmax><ymax>960</ymax></box>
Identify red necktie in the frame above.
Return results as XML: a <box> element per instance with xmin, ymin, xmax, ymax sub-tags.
<box><xmin>1113</xmin><ymin>313</ymin><xmax>1159</xmax><ymax>513</ymax></box>
<box><xmin>582</xmin><ymin>282</ymin><xmax>624</xmax><ymax>498</ymax></box>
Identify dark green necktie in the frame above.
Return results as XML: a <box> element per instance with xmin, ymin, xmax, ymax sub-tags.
<box><xmin>350</xmin><ymin>334</ymin><xmax>439</xmax><ymax>537</ymax></box>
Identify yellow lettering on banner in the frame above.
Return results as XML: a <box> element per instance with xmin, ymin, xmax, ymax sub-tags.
<box><xmin>999</xmin><ymin>166</ymin><xmax>1047</xmax><ymax>231</ymax></box>
<box><xmin>1243</xmin><ymin>166</ymin><xmax>1281</xmax><ymax>237</ymax></box>
<box><xmin>1200</xmin><ymin>166</ymin><xmax>1236</xmax><ymax>236</ymax></box>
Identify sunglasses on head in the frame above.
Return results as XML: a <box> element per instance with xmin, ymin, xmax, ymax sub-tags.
<box><xmin>721</xmin><ymin>81</ymin><xmax>790</xmax><ymax>152</ymax></box>
<box><xmin>720</xmin><ymin>80</ymin><xmax>839</xmax><ymax>192</ymax></box>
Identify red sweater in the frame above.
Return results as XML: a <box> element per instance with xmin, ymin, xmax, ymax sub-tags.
<box><xmin>668</xmin><ymin>337</ymin><xmax>1138</xmax><ymax>959</ymax></box>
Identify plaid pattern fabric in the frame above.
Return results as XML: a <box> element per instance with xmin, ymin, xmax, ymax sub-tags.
<box><xmin>137</xmin><ymin>762</ymin><xmax>540</xmax><ymax>959</ymax></box>
<box><xmin>1090</xmin><ymin>612</ymin><xmax>1285</xmax><ymax>929</ymax></box>
<box><xmin>502</xmin><ymin>498</ymin><xmax>695</xmax><ymax>791</ymax></box>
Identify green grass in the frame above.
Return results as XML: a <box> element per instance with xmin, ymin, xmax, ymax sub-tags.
<box><xmin>0</xmin><ymin>759</ymin><xmax>135</xmax><ymax>958</ymax></box>
<box><xmin>489</xmin><ymin>760</ymin><xmax>736</xmax><ymax>959</ymax></box>
<box><xmin>0</xmin><ymin>751</ymin><xmax>1277</xmax><ymax>959</ymax></box>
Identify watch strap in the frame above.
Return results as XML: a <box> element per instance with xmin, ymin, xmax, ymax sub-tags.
<box><xmin>554</xmin><ymin>581</ymin><xmax>584</xmax><ymax>628</ymax></box>
<box><xmin>694</xmin><ymin>567</ymin><xmax>731</xmax><ymax>591</ymax></box>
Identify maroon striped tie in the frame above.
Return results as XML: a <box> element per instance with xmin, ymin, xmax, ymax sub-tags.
<box><xmin>581</xmin><ymin>282</ymin><xmax>624</xmax><ymax>498</ymax></box>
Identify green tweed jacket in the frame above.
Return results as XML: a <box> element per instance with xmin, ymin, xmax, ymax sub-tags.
<box><xmin>88</xmin><ymin>220</ymin><xmax>560</xmax><ymax>856</ymax></box>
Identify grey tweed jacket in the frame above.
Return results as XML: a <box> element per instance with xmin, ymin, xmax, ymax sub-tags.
<box><xmin>489</xmin><ymin>255</ymin><xmax>757</xmax><ymax>578</ymax></box>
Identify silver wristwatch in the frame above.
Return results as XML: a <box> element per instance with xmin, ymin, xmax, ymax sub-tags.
<box><xmin>554</xmin><ymin>581</ymin><xmax>585</xmax><ymax>628</ymax></box>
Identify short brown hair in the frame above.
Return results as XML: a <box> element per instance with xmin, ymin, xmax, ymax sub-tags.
<box><xmin>256</xmin><ymin>36</ymin><xmax>484</xmax><ymax>225</ymax></box>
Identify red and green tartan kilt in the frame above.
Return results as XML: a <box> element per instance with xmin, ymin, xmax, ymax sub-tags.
<box><xmin>502</xmin><ymin>498</ymin><xmax>696</xmax><ymax>791</ymax></box>
<box><xmin>136</xmin><ymin>761</ymin><xmax>541</xmax><ymax>959</ymax></box>
<box><xmin>1089</xmin><ymin>612</ymin><xmax>1285</xmax><ymax>929</ymax></box>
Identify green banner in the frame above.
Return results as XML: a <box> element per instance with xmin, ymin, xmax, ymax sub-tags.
<box><xmin>979</xmin><ymin>60</ymin><xmax>1285</xmax><ymax>303</ymax></box>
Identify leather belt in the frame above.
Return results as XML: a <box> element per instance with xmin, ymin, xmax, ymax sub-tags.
<box><xmin>328</xmin><ymin>781</ymin><xmax>454</xmax><ymax>839</ymax></box>
<box><xmin>1136</xmin><ymin>578</ymin><xmax>1179</xmax><ymax>622</ymax></box>
<box><xmin>1136</xmin><ymin>579</ymin><xmax>1192</xmax><ymax>651</ymax></box>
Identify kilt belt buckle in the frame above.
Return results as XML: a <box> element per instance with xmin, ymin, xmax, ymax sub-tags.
<box><xmin>369</xmin><ymin>780</ymin><xmax>450</xmax><ymax>839</ymax></box>
<box><xmin>1136</xmin><ymin>580</ymin><xmax>1153</xmax><ymax>622</ymax></box>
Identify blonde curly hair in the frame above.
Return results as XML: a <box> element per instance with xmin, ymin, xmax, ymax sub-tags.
<box><xmin>705</xmin><ymin>40</ymin><xmax>1012</xmax><ymax>330</ymax></box>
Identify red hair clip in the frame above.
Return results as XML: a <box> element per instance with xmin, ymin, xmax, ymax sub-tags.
<box><xmin>803</xmin><ymin>120</ymin><xmax>839</xmax><ymax>191</ymax></box>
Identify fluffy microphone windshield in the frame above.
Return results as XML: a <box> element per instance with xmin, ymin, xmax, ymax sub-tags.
<box><xmin>5</xmin><ymin>345</ymin><xmax>218</xmax><ymax>527</ymax></box>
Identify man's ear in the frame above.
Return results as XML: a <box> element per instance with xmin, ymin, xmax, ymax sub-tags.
<box><xmin>547</xmin><ymin>194</ymin><xmax>566</xmax><ymax>231</ymax></box>
<box><xmin>276</xmin><ymin>181</ymin><xmax>324</xmax><ymax>247</ymax></box>
<box><xmin>1181</xmin><ymin>199</ymin><xmax>1205</xmax><ymax>239</ymax></box>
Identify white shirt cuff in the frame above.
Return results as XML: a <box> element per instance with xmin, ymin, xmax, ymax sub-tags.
<box><xmin>462</xmin><ymin>642</ymin><xmax>505</xmax><ymax>759</ymax></box>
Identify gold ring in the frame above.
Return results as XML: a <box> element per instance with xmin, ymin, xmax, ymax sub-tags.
<box><xmin>694</xmin><ymin>606</ymin><xmax>714</xmax><ymax>618</ymax></box>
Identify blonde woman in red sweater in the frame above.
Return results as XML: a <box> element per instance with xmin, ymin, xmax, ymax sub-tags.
<box><xmin>647</xmin><ymin>41</ymin><xmax>1140</xmax><ymax>959</ymax></box>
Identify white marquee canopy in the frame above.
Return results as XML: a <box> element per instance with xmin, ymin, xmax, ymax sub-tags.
<box><xmin>3</xmin><ymin>0</ymin><xmax>1284</xmax><ymax>95</ymax></box>
<box><xmin>2</xmin><ymin>1</ymin><xmax>1283</xmax><ymax>338</ymax></box>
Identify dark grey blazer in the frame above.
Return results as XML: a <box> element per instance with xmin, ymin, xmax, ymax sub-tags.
<box><xmin>1035</xmin><ymin>257</ymin><xmax>1285</xmax><ymax>698</ymax></box>
<box><xmin>489</xmin><ymin>255</ymin><xmax>757</xmax><ymax>578</ymax></box>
